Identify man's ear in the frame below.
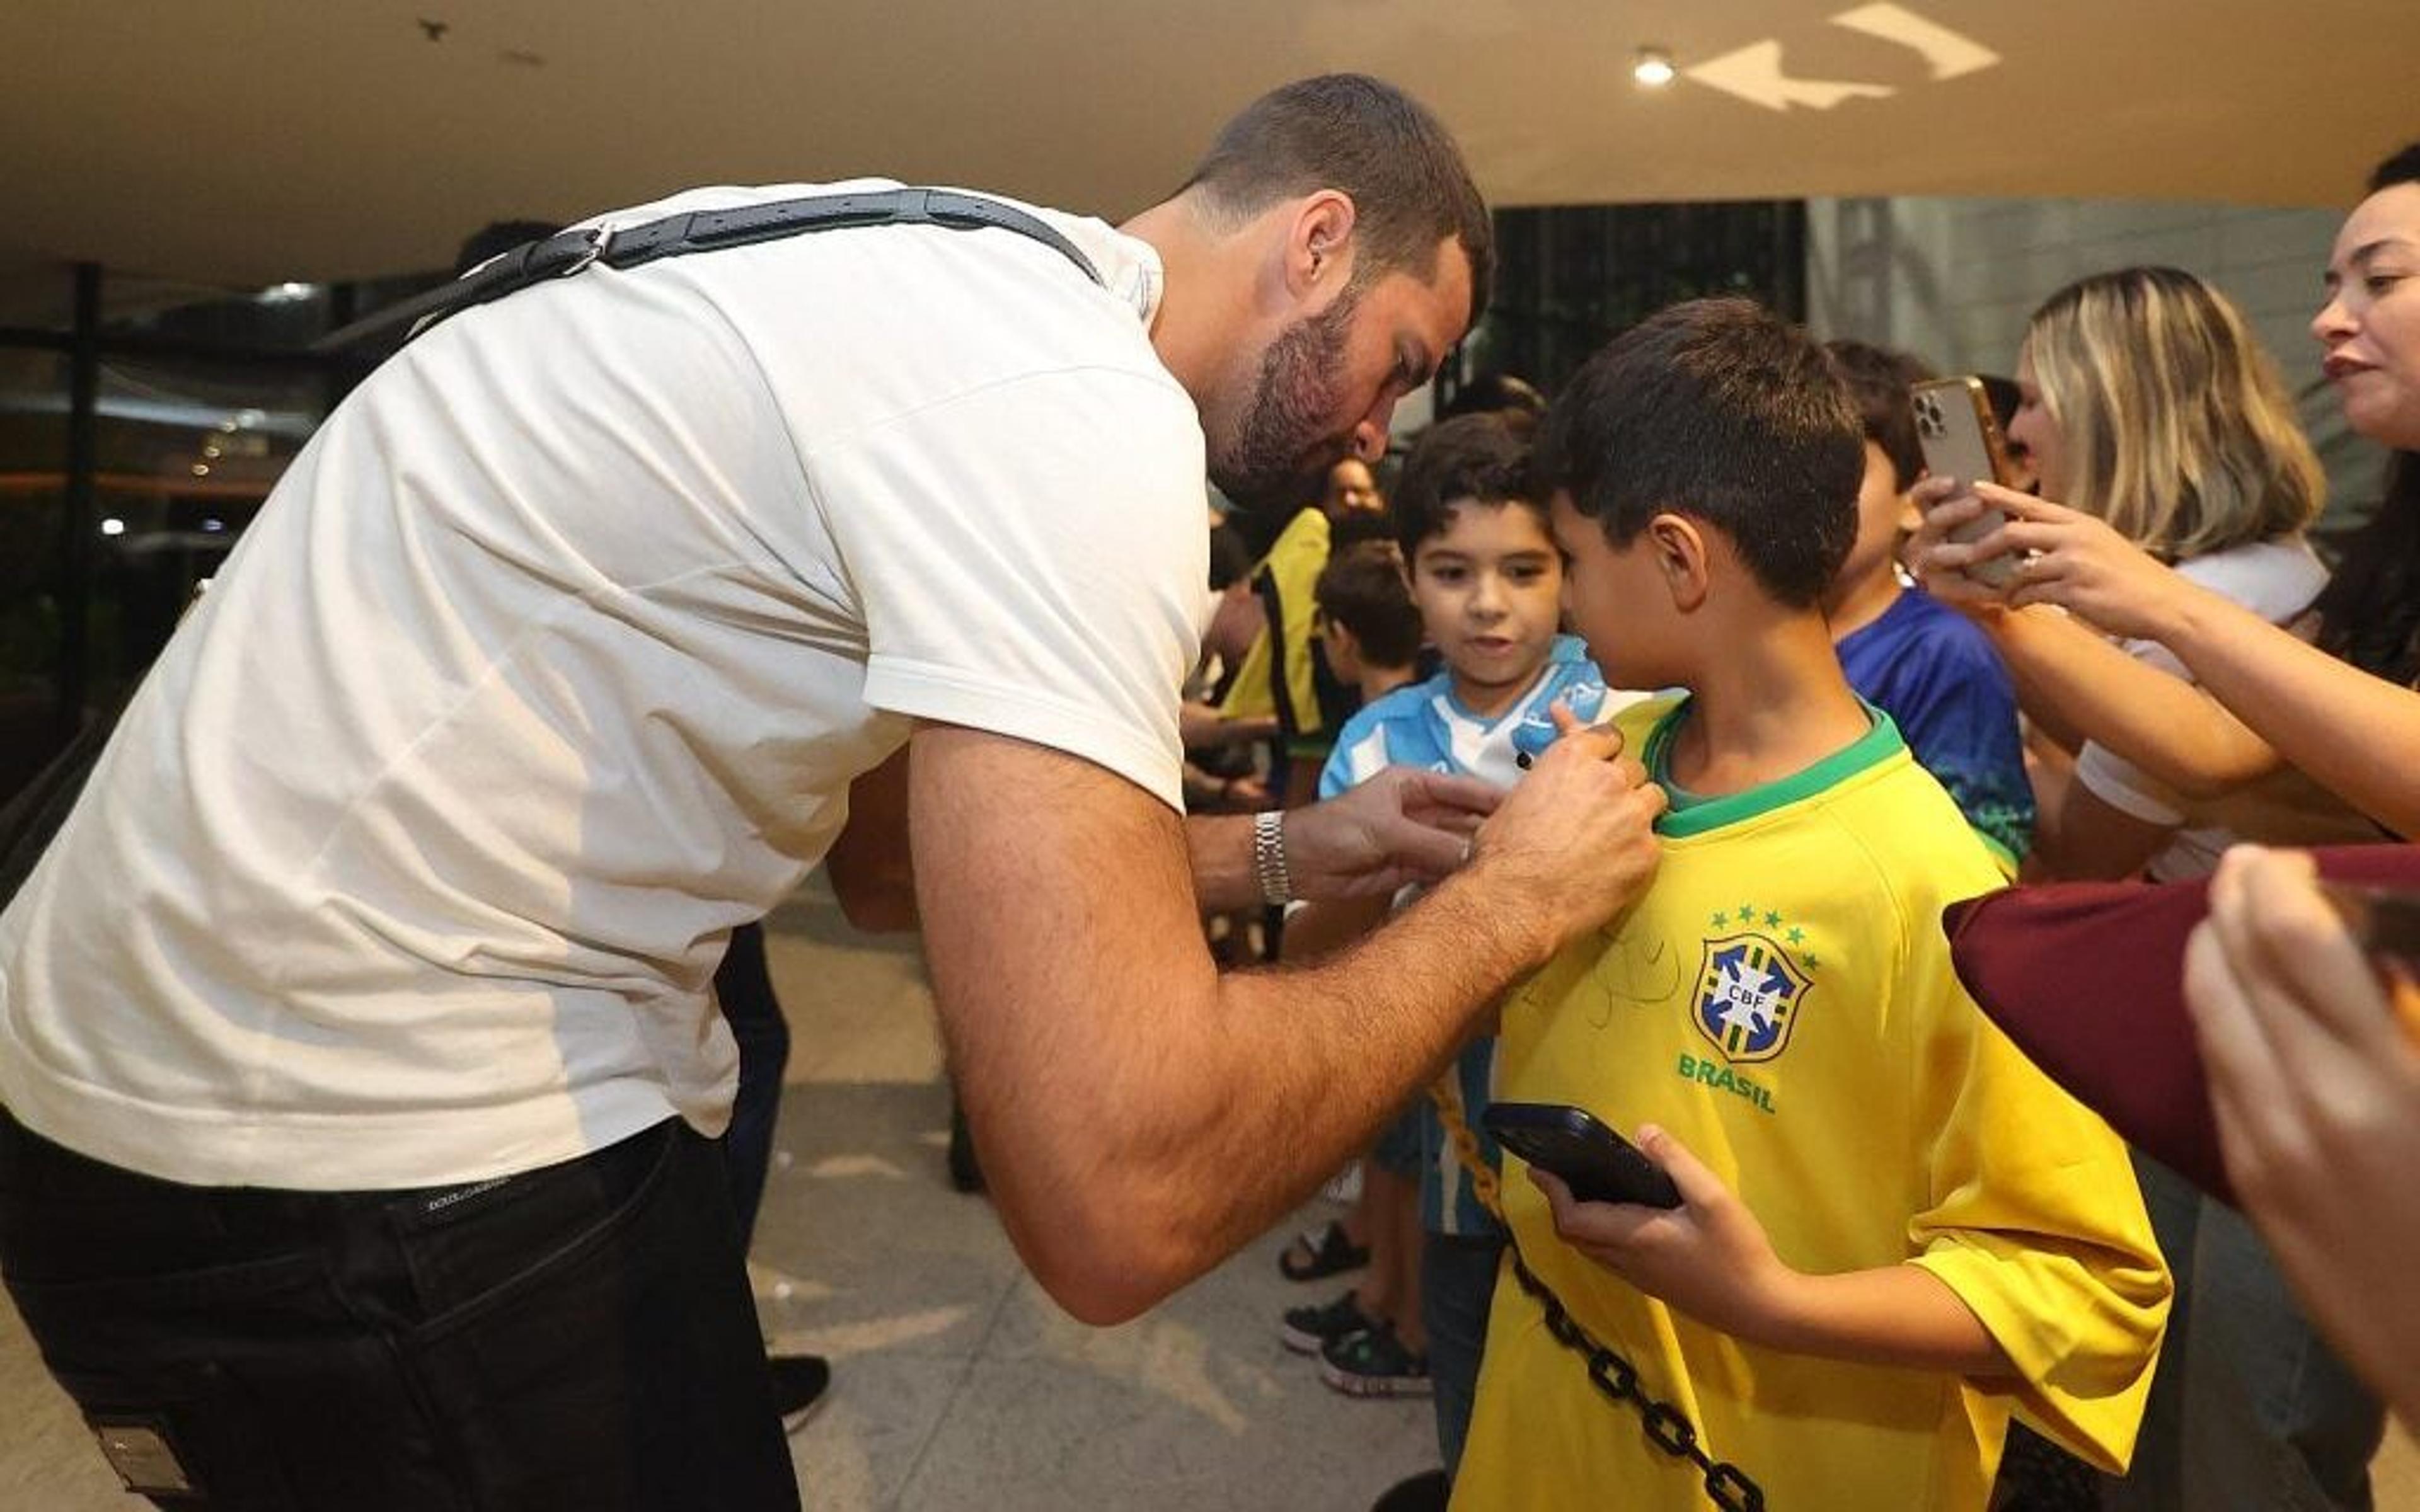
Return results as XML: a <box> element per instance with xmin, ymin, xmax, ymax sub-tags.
<box><xmin>1647</xmin><ymin>513</ymin><xmax>1712</xmax><ymax>614</ymax></box>
<box><xmin>1284</xmin><ymin>190</ymin><xmax>1359</xmax><ymax>304</ymax></box>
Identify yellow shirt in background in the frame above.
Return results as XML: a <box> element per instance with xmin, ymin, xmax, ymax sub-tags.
<box><xmin>1217</xmin><ymin>507</ymin><xmax>1334</xmax><ymax>758</ymax></box>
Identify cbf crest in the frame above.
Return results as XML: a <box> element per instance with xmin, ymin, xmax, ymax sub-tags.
<box><xmin>1694</xmin><ymin>932</ymin><xmax>1812</xmax><ymax>1063</ymax></box>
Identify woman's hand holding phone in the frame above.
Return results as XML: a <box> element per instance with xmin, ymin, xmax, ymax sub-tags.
<box><xmin>1911</xmin><ymin>481</ymin><xmax>2209</xmax><ymax>643</ymax></box>
<box><xmin>1908</xmin><ymin>476</ymin><xmax>2022</xmax><ymax>607</ymax></box>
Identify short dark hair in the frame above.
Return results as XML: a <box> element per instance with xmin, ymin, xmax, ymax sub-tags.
<box><xmin>1315</xmin><ymin>541</ymin><xmax>1424</xmax><ymax>668</ymax></box>
<box><xmin>1390</xmin><ymin>412</ymin><xmax>1540</xmax><ymax>563</ymax></box>
<box><xmin>1823</xmin><ymin>339</ymin><xmax>1935</xmax><ymax>491</ymax></box>
<box><xmin>1534</xmin><ymin>299</ymin><xmax>1864</xmax><ymax>610</ymax></box>
<box><xmin>1185</xmin><ymin>74</ymin><xmax>1494</xmax><ymax>328</ymax></box>
<box><xmin>1207</xmin><ymin>520</ymin><xmax>1255</xmax><ymax>590</ymax></box>
<box><xmin>1440</xmin><ymin>372</ymin><xmax>1547</xmax><ymax>420</ymax></box>
<box><xmin>2368</xmin><ymin>141</ymin><xmax>2420</xmax><ymax>193</ymax></box>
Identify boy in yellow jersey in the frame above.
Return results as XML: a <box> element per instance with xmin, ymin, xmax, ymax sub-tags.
<box><xmin>1451</xmin><ymin>300</ymin><xmax>2170</xmax><ymax>1511</ymax></box>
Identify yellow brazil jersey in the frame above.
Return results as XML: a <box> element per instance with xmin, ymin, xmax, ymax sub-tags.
<box><xmin>1453</xmin><ymin>697</ymin><xmax>2170</xmax><ymax>1512</ymax></box>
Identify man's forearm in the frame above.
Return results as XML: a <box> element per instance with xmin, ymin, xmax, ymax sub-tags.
<box><xmin>1066</xmin><ymin>862</ymin><xmax>1557</xmax><ymax>1314</ymax></box>
<box><xmin>912</xmin><ymin>717</ymin><xmax>1659</xmax><ymax>1326</ymax></box>
<box><xmin>1280</xmin><ymin>895</ymin><xmax>1391</xmax><ymax>965</ymax></box>
<box><xmin>1185</xmin><ymin>810</ymin><xmax>1262</xmax><ymax>912</ymax></box>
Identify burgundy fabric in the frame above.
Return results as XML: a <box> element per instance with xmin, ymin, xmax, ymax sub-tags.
<box><xmin>1942</xmin><ymin>844</ymin><xmax>2420</xmax><ymax>1208</ymax></box>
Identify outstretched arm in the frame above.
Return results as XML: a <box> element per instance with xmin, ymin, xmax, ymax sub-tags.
<box><xmin>1978</xmin><ymin>604</ymin><xmax>2281</xmax><ymax>802</ymax></box>
<box><xmin>1915</xmin><ymin>481</ymin><xmax>2420</xmax><ymax>835</ymax></box>
<box><xmin>910</xmin><ymin>716</ymin><xmax>1665</xmax><ymax>1324</ymax></box>
<box><xmin>826</xmin><ymin>751</ymin><xmax>1504</xmax><ymax>927</ymax></box>
<box><xmin>2148</xmin><ymin>591</ymin><xmax>2420</xmax><ymax>838</ymax></box>
<box><xmin>1910</xmin><ymin>483</ymin><xmax>2282</xmax><ymax>799</ymax></box>
<box><xmin>1184</xmin><ymin>764</ymin><xmax>1502</xmax><ymax>912</ymax></box>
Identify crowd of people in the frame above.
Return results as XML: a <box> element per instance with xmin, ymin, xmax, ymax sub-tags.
<box><xmin>0</xmin><ymin>68</ymin><xmax>2414</xmax><ymax>1512</ymax></box>
<box><xmin>1210</xmin><ymin>143</ymin><xmax>2420</xmax><ymax>1512</ymax></box>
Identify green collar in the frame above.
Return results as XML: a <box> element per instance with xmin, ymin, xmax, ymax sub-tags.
<box><xmin>1644</xmin><ymin>696</ymin><xmax>1906</xmax><ymax>838</ymax></box>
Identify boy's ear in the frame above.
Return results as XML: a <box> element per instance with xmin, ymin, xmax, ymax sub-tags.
<box><xmin>1646</xmin><ymin>513</ymin><xmax>1712</xmax><ymax>614</ymax></box>
<box><xmin>1893</xmin><ymin>490</ymin><xmax>1924</xmax><ymax>537</ymax></box>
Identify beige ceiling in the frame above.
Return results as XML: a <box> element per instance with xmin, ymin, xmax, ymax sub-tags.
<box><xmin>7</xmin><ymin>0</ymin><xmax>2415</xmax><ymax>287</ymax></box>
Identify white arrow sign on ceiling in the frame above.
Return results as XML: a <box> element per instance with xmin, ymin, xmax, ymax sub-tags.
<box><xmin>1685</xmin><ymin>5</ymin><xmax>2000</xmax><ymax>113</ymax></box>
<box><xmin>1831</xmin><ymin>3</ymin><xmax>2000</xmax><ymax>80</ymax></box>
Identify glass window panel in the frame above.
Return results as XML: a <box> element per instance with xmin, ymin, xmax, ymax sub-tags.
<box><xmin>103</xmin><ymin>272</ymin><xmax>332</xmax><ymax>352</ymax></box>
<box><xmin>85</xmin><ymin>353</ymin><xmax>325</xmax><ymax>687</ymax></box>
<box><xmin>1463</xmin><ymin>202</ymin><xmax>1808</xmax><ymax>400</ymax></box>
<box><xmin>0</xmin><ymin>256</ymin><xmax>78</xmax><ymax>333</ymax></box>
<box><xmin>0</xmin><ymin>347</ymin><xmax>69</xmax><ymax>794</ymax></box>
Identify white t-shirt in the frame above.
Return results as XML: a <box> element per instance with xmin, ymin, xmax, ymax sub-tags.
<box><xmin>2073</xmin><ymin>534</ymin><xmax>2329</xmax><ymax>881</ymax></box>
<box><xmin>0</xmin><ymin>182</ymin><xmax>1209</xmax><ymax>1189</ymax></box>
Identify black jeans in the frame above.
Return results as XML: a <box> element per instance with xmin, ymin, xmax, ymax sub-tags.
<box><xmin>0</xmin><ymin>1109</ymin><xmax>799</xmax><ymax>1511</ymax></box>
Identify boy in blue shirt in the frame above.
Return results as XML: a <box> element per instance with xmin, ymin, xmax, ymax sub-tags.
<box><xmin>1822</xmin><ymin>340</ymin><xmax>2033</xmax><ymax>866</ymax></box>
<box><xmin>1283</xmin><ymin>413</ymin><xmax>1635</xmax><ymax>1480</ymax></box>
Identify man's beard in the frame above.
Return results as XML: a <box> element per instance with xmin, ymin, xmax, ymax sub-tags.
<box><xmin>1208</xmin><ymin>286</ymin><xmax>1362</xmax><ymax>512</ymax></box>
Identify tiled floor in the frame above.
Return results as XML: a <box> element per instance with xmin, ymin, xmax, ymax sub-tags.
<box><xmin>4</xmin><ymin>874</ymin><xmax>2414</xmax><ymax>1509</ymax></box>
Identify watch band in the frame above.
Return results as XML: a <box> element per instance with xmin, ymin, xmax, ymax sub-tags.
<box><xmin>1252</xmin><ymin>810</ymin><xmax>1293</xmax><ymax>907</ymax></box>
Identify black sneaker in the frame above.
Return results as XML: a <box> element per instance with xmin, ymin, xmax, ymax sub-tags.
<box><xmin>1280</xmin><ymin>1290</ymin><xmax>1380</xmax><ymax>1355</ymax></box>
<box><xmin>1318</xmin><ymin>1324</ymin><xmax>1431</xmax><ymax>1399</ymax></box>
<box><xmin>1371</xmin><ymin>1469</ymin><xmax>1449</xmax><ymax>1512</ymax></box>
<box><xmin>769</xmin><ymin>1353</ymin><xmax>832</xmax><ymax>1433</ymax></box>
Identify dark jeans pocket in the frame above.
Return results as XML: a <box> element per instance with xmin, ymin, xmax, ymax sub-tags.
<box><xmin>48</xmin><ymin>1358</ymin><xmax>300</xmax><ymax>1509</ymax></box>
<box><xmin>11</xmin><ymin>1252</ymin><xmax>380</xmax><ymax>1511</ymax></box>
<box><xmin>394</xmin><ymin>1124</ymin><xmax>797</xmax><ymax>1512</ymax></box>
<box><xmin>385</xmin><ymin>1118</ymin><xmax>683</xmax><ymax>1331</ymax></box>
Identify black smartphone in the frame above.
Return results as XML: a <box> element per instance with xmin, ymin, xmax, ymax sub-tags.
<box><xmin>1482</xmin><ymin>1101</ymin><xmax>1682</xmax><ymax>1209</ymax></box>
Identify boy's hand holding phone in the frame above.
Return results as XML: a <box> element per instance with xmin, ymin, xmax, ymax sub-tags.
<box><xmin>1526</xmin><ymin>1121</ymin><xmax>1801</xmax><ymax>1346</ymax></box>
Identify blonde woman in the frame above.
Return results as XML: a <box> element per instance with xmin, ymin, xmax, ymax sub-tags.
<box><xmin>1913</xmin><ymin>159</ymin><xmax>2420</xmax><ymax>842</ymax></box>
<box><xmin>1986</xmin><ymin>268</ymin><xmax>2365</xmax><ymax>883</ymax></box>
<box><xmin>1914</xmin><ymin>264</ymin><xmax>2385</xmax><ymax>1511</ymax></box>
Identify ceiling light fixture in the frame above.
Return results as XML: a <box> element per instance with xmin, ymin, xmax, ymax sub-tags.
<box><xmin>1634</xmin><ymin>47</ymin><xmax>1676</xmax><ymax>88</ymax></box>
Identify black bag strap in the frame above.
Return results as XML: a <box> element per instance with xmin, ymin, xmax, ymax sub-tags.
<box><xmin>316</xmin><ymin>186</ymin><xmax>1105</xmax><ymax>352</ymax></box>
